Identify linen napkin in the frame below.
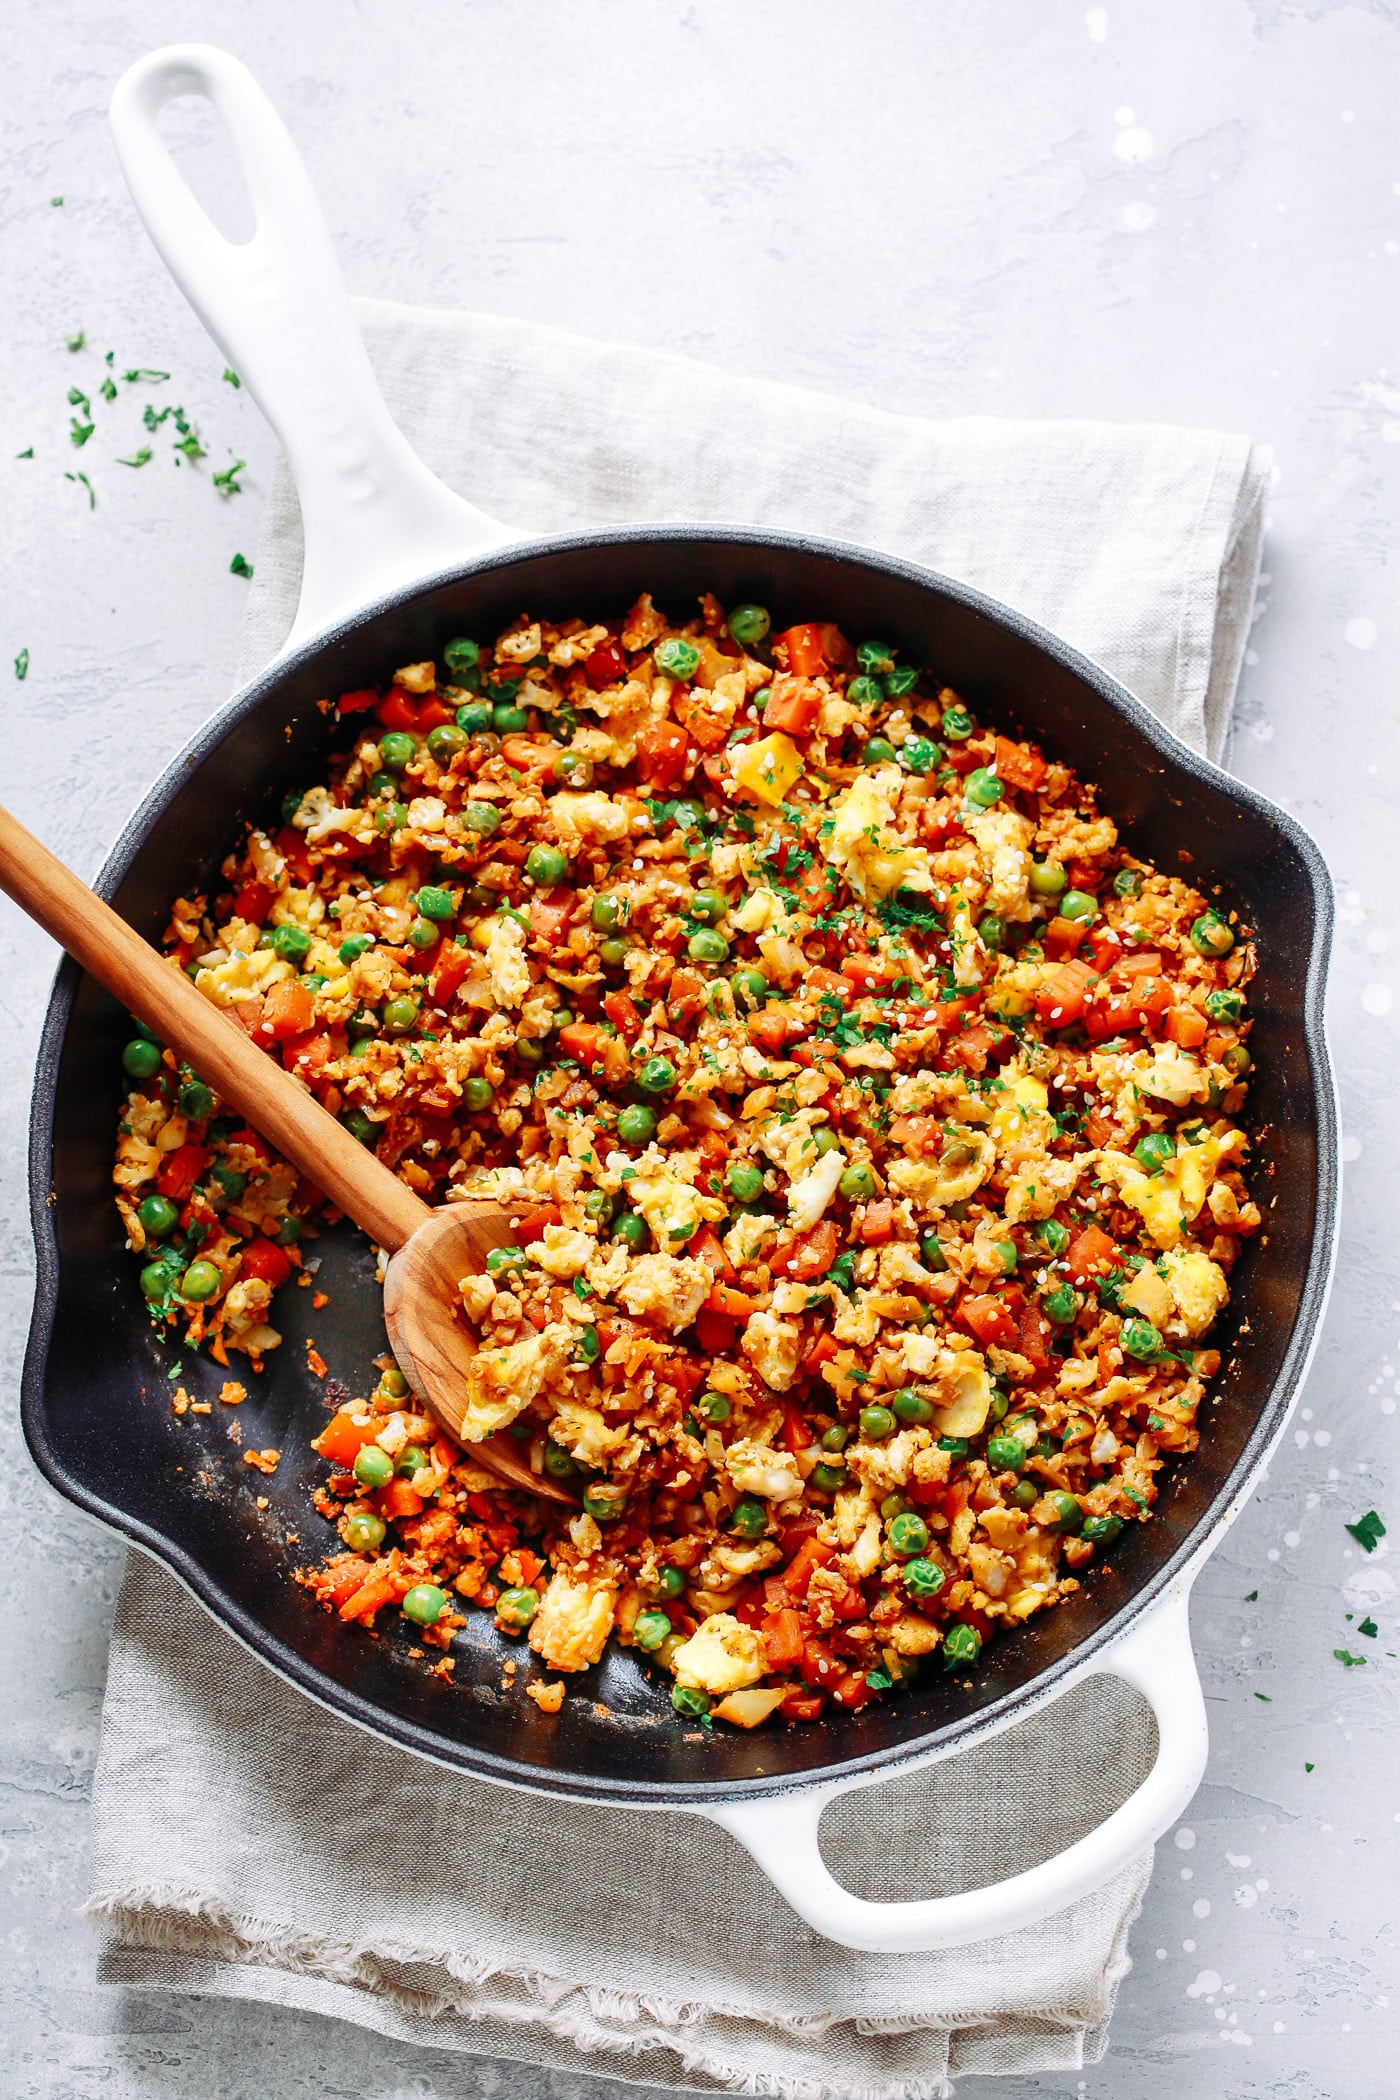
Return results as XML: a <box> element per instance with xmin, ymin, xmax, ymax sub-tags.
<box><xmin>86</xmin><ymin>302</ymin><xmax>1270</xmax><ymax>2100</ymax></box>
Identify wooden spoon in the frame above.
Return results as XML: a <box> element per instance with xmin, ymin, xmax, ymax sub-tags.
<box><xmin>0</xmin><ymin>802</ymin><xmax>571</xmax><ymax>1504</ymax></box>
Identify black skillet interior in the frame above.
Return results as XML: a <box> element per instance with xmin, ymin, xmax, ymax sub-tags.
<box><xmin>23</xmin><ymin>530</ymin><xmax>1337</xmax><ymax>1805</ymax></box>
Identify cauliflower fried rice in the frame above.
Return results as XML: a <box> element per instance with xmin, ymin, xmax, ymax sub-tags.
<box><xmin>112</xmin><ymin>595</ymin><xmax>1258</xmax><ymax>1729</ymax></box>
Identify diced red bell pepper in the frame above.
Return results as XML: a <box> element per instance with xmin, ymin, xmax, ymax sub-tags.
<box><xmin>1019</xmin><ymin>1300</ymin><xmax>1053</xmax><ymax>1369</ymax></box>
<box><xmin>781</xmin><ymin>1689</ymin><xmax>826</xmax><ymax>1722</ymax></box>
<box><xmin>993</xmin><ymin>735</ymin><xmax>1046</xmax><ymax>792</ymax></box>
<box><xmin>784</xmin><ymin>1534</ymin><xmax>837</xmax><ymax>1598</ymax></box>
<box><xmin>233</xmin><ymin>879</ymin><xmax>274</xmax><ymax>925</ymax></box>
<box><xmin>156</xmin><ymin>1142</ymin><xmax>212</xmax><ymax>1202</ymax></box>
<box><xmin>239</xmin><ymin>1237</ymin><xmax>292</xmax><ymax>1288</ymax></box>
<box><xmin>774</xmin><ymin>624</ymin><xmax>827</xmax><ymax>677</ymax></box>
<box><xmin>261</xmin><ymin>979</ymin><xmax>316</xmax><ymax>1042</ymax></box>
<box><xmin>831</xmin><ymin>1668</ymin><xmax>880</xmax><ymax>1711</ymax></box>
<box><xmin>772</xmin><ymin>1220</ymin><xmax>840</xmax><ymax>1283</ymax></box>
<box><xmin>694</xmin><ymin>1309</ymin><xmax>738</xmax><ymax>1353</ymax></box>
<box><xmin>336</xmin><ymin>687</ymin><xmax>380</xmax><ymax>714</ymax></box>
<box><xmin>514</xmin><ymin>1203</ymin><xmax>562</xmax><ymax>1240</ymax></box>
<box><xmin>665</xmin><ymin>968</ymin><xmax>707</xmax><ymax>1031</ymax></box>
<box><xmin>762</xmin><ymin>1607</ymin><xmax>806</xmax><ymax>1673</ymax></box>
<box><xmin>635</xmin><ymin>720</ymin><xmax>693</xmax><ymax>790</ymax></box>
<box><xmin>858</xmin><ymin>1199</ymin><xmax>895</xmax><ymax>1246</ymax></box>
<box><xmin>530</xmin><ymin>889</ymin><xmax>577</xmax><ymax>946</ymax></box>
<box><xmin>430</xmin><ymin>943</ymin><xmax>473</xmax><ymax>1007</ymax></box>
<box><xmin>603</xmin><ymin>988</ymin><xmax>642</xmax><ymax>1036</ymax></box>
<box><xmin>958</xmin><ymin>1293</ymin><xmax>1020</xmax><ymax>1349</ymax></box>
<box><xmin>584</xmin><ymin>639</ymin><xmax>628</xmax><ymax>689</ymax></box>
<box><xmin>780</xmin><ymin>1399</ymin><xmax>811</xmax><ymax>1453</ymax></box>
<box><xmin>800</xmin><ymin>1636</ymin><xmax>841</xmax><ymax>1689</ymax></box>
<box><xmin>762</xmin><ymin>677</ymin><xmax>823</xmax><ymax>736</ymax></box>
<box><xmin>272</xmin><ymin>825</ymin><xmax>314</xmax><ymax>883</ymax></box>
<box><xmin>1066</xmin><ymin>1223</ymin><xmax>1119</xmax><ymax>1282</ymax></box>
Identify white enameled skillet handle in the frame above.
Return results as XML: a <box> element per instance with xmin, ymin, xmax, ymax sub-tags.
<box><xmin>702</xmin><ymin>1579</ymin><xmax>1206</xmax><ymax>1952</ymax></box>
<box><xmin>109</xmin><ymin>45</ymin><xmax>519</xmax><ymax>652</ymax></box>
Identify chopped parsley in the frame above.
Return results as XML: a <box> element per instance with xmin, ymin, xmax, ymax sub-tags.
<box><xmin>65</xmin><ymin>470</ymin><xmax>95</xmax><ymax>508</ymax></box>
<box><xmin>117</xmin><ymin>446</ymin><xmax>152</xmax><ymax>468</ymax></box>
<box><xmin>14</xmin><ymin>648</ymin><xmax>29</xmax><ymax>681</ymax></box>
<box><xmin>1333</xmin><ymin>1648</ymin><xmax>1367</xmax><ymax>1668</ymax></box>
<box><xmin>229</xmin><ymin>552</ymin><xmax>254</xmax><ymax>578</ymax></box>
<box><xmin>223</xmin><ymin>367</ymin><xmax>241</xmax><ymax>387</ymax></box>
<box><xmin>65</xmin><ymin>329</ymin><xmax>85</xmax><ymax>351</ymax></box>
<box><xmin>16</xmin><ymin>446</ymin><xmax>32</xmax><ymax>459</ymax></box>
<box><xmin>1359</xmin><ymin>1616</ymin><xmax>1378</xmax><ymax>1638</ymax></box>
<box><xmin>213</xmin><ymin>458</ymin><xmax>246</xmax><ymax>497</ymax></box>
<box><xmin>123</xmin><ymin>368</ymin><xmax>171</xmax><ymax>383</ymax></box>
<box><xmin>1345</xmin><ymin>1509</ymin><xmax>1386</xmax><ymax>1553</ymax></box>
<box><xmin>68</xmin><ymin>416</ymin><xmax>94</xmax><ymax>447</ymax></box>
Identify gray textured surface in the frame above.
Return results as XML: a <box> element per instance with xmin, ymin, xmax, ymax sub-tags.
<box><xmin>1</xmin><ymin>2</ymin><xmax>1394</xmax><ymax>2095</ymax></box>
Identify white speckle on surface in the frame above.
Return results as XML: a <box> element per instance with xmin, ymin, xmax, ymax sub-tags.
<box><xmin>1175</xmin><ymin>1827</ymin><xmax>1196</xmax><ymax>1850</ymax></box>
<box><xmin>1193</xmin><ymin>1898</ymin><xmax>1212</xmax><ymax>1918</ymax></box>
<box><xmin>1361</xmin><ymin>982</ymin><xmax>1393</xmax><ymax>1015</ymax></box>
<box><xmin>1284</xmin><ymin>1530</ymin><xmax>1300</xmax><ymax>1547</ymax></box>
<box><xmin>1248</xmin><ymin>716</ymin><xmax>1274</xmax><ymax>741</ymax></box>
<box><xmin>1226</xmin><ymin>1852</ymin><xmax>1251</xmax><ymax>1867</ymax></box>
<box><xmin>1086</xmin><ymin>6</ymin><xmax>1109</xmax><ymax>39</ymax></box>
<box><xmin>1342</xmin><ymin>1132</ymin><xmax>1363</xmax><ymax>1161</ymax></box>
<box><xmin>1187</xmin><ymin>1969</ymin><xmax>1223</xmax><ymax>1998</ymax></box>
<box><xmin>1344</xmin><ymin>616</ymin><xmax>1378</xmax><ymax>649</ymax></box>
<box><xmin>1183</xmin><ymin>1939</ymin><xmax>1196</xmax><ymax>1954</ymax></box>
<box><xmin>1121</xmin><ymin>200</ymin><xmax>1157</xmax><ymax>232</ymax></box>
<box><xmin>1114</xmin><ymin>103</ymin><xmax>1136</xmax><ymax>124</ymax></box>
<box><xmin>1313</xmin><ymin>1428</ymin><xmax>1331</xmax><ymax>1446</ymax></box>
<box><xmin>1181</xmin><ymin>1866</ymin><xmax>1194</xmax><ymax>1880</ymax></box>
<box><xmin>1114</xmin><ymin>124</ymin><xmax>1155</xmax><ymax>163</ymax></box>
<box><xmin>1234</xmin><ymin>1885</ymin><xmax>1257</xmax><ymax>1908</ymax></box>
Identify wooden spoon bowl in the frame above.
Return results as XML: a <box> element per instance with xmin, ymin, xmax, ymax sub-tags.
<box><xmin>0</xmin><ymin>801</ymin><xmax>572</xmax><ymax>1504</ymax></box>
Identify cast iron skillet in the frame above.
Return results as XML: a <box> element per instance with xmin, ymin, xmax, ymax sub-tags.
<box><xmin>20</xmin><ymin>48</ymin><xmax>1338</xmax><ymax>1952</ymax></box>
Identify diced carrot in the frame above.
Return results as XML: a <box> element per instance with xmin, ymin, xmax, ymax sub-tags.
<box><xmin>156</xmin><ymin>1143</ymin><xmax>211</xmax><ymax>1202</ymax></box>
<box><xmin>1044</xmin><ymin>916</ymin><xmax>1087</xmax><ymax>960</ymax></box>
<box><xmin>1019</xmin><ymin>1300</ymin><xmax>1053</xmax><ymax>1370</ymax></box>
<box><xmin>993</xmin><ymin>735</ymin><xmax>1046</xmax><ymax>792</ymax></box>
<box><xmin>690</xmin><ymin>1226</ymin><xmax>736</xmax><ymax>1283</ymax></box>
<box><xmin>958</xmin><ymin>1293</ymin><xmax>1020</xmax><ymax>1348</ymax></box>
<box><xmin>890</xmin><ymin>1114</ymin><xmax>943</xmax><ymax>1155</ymax></box>
<box><xmin>859</xmin><ymin>1199</ymin><xmax>895</xmax><ymax>1246</ymax></box>
<box><xmin>844</xmin><ymin>952</ymin><xmax>898</xmax><ymax>989</ymax></box>
<box><xmin>234</xmin><ymin>879</ymin><xmax>274</xmax><ymax>925</ymax></box>
<box><xmin>272</xmin><ymin>825</ymin><xmax>314</xmax><ymax>882</ymax></box>
<box><xmin>1114</xmin><ymin>949</ymin><xmax>1165</xmax><ymax>978</ymax></box>
<box><xmin>1034</xmin><ymin>958</ymin><xmax>1098</xmax><ymax>1027</ymax></box>
<box><xmin>762</xmin><ymin>677</ymin><xmax>822</xmax><ymax>736</ymax></box>
<box><xmin>378</xmin><ymin>1480</ymin><xmax>425</xmax><ymax>1521</ymax></box>
<box><xmin>603</xmin><ymin>988</ymin><xmax>642</xmax><ymax>1035</ymax></box>
<box><xmin>694</xmin><ymin>1309</ymin><xmax>738</xmax><ymax>1353</ymax></box>
<box><xmin>313</xmin><ymin>1413</ymin><xmax>380</xmax><ymax>1467</ymax></box>
<box><xmin>239</xmin><ymin>1238</ymin><xmax>292</xmax><ymax>1288</ymax></box>
<box><xmin>665</xmin><ymin>968</ymin><xmax>707</xmax><ymax>1030</ymax></box>
<box><xmin>336</xmin><ymin>687</ymin><xmax>380</xmax><ymax>714</ymax></box>
<box><xmin>528</xmin><ymin>889</ymin><xmax>576</xmax><ymax>946</ymax></box>
<box><xmin>705</xmin><ymin>1283</ymin><xmax>759</xmax><ymax>1319</ymax></box>
<box><xmin>635</xmin><ymin>721</ymin><xmax>693</xmax><ymax>789</ymax></box>
<box><xmin>762</xmin><ymin>1607</ymin><xmax>806</xmax><ymax>1672</ymax></box>
<box><xmin>773</xmin><ymin>624</ymin><xmax>826</xmax><ymax>677</ymax></box>
<box><xmin>800</xmin><ymin>1635</ymin><xmax>841</xmax><ymax>1688</ymax></box>
<box><xmin>807</xmin><ymin>967</ymin><xmax>852</xmax><ymax>996</ymax></box>
<box><xmin>501</xmin><ymin>734</ymin><xmax>555</xmax><ymax>774</ymax></box>
<box><xmin>515</xmin><ymin>1203</ymin><xmax>562</xmax><ymax>1240</ymax></box>
<box><xmin>339</xmin><ymin>1571</ymin><xmax>399</xmax><ymax>1622</ymax></box>
<box><xmin>803</xmin><ymin>1331</ymin><xmax>841</xmax><ymax>1374</ymax></box>
<box><xmin>784</xmin><ymin>1534</ymin><xmax>837</xmax><ymax>1598</ymax></box>
<box><xmin>1084</xmin><ymin>1111</ymin><xmax>1113</xmax><ymax>1148</ymax></box>
<box><xmin>430</xmin><ymin>943</ymin><xmax>473</xmax><ymax>1007</ymax></box>
<box><xmin>376</xmin><ymin>687</ymin><xmax>420</xmax><ymax>734</ymax></box>
<box><xmin>1164</xmin><ymin>1005</ymin><xmax>1208</xmax><ymax>1048</ymax></box>
<box><xmin>747</xmin><ymin>1009</ymin><xmax>791</xmax><ymax>1053</ymax></box>
<box><xmin>780</xmin><ymin>1399</ymin><xmax>810</xmax><ymax>1453</ymax></box>
<box><xmin>1066</xmin><ymin>1223</ymin><xmax>1119</xmax><ymax>1282</ymax></box>
<box><xmin>781</xmin><ymin>1689</ymin><xmax>826</xmax><ymax>1722</ymax></box>
<box><xmin>773</xmin><ymin>1220</ymin><xmax>840</xmax><ymax>1282</ymax></box>
<box><xmin>557</xmin><ymin>1021</ymin><xmax>608</xmax><ymax>1066</ymax></box>
<box><xmin>948</xmin><ymin>1023</ymin><xmax>996</xmax><ymax>1075</ymax></box>
<box><xmin>262</xmin><ymin>979</ymin><xmax>316</xmax><ymax>1042</ymax></box>
<box><xmin>831</xmin><ymin>1668</ymin><xmax>880</xmax><ymax>1710</ymax></box>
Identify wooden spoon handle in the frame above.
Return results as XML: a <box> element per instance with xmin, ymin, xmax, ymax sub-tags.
<box><xmin>0</xmin><ymin>802</ymin><xmax>428</xmax><ymax>1253</ymax></box>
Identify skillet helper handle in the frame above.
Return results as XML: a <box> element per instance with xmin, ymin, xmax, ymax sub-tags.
<box><xmin>703</xmin><ymin>1582</ymin><xmax>1207</xmax><ymax>1953</ymax></box>
<box><xmin>108</xmin><ymin>44</ymin><xmax>517</xmax><ymax>651</ymax></box>
<box><xmin>0</xmin><ymin>801</ymin><xmax>428</xmax><ymax>1255</ymax></box>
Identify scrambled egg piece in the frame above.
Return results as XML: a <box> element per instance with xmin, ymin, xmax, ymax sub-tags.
<box><xmin>458</xmin><ymin>1326</ymin><xmax>571</xmax><ymax>1440</ymax></box>
<box><xmin>547</xmin><ymin>1399</ymin><xmax>632</xmax><ymax>1470</ymax></box>
<box><xmin>888</xmin><ymin>1128</ymin><xmax>994</xmax><ymax>1209</ymax></box>
<box><xmin>786</xmin><ymin>1149</ymin><xmax>847</xmax><ymax>1233</ymax></box>
<box><xmin>928</xmin><ymin>1351</ymin><xmax>995</xmax><ymax>1436</ymax></box>
<box><xmin>530</xmin><ymin>1225</ymin><xmax>597</xmax><ymax>1279</ymax></box>
<box><xmin>1120</xmin><ymin>1263</ymin><xmax>1173</xmax><ymax>1326</ymax></box>
<box><xmin>732</xmin><ymin>732</ymin><xmax>803</xmax><ymax>806</ymax></box>
<box><xmin>548</xmin><ymin>790</ymin><xmax>631</xmax><ymax>847</ymax></box>
<box><xmin>529</xmin><ymin>1569</ymin><xmax>618</xmax><ymax>1672</ymax></box>
<box><xmin>625</xmin><ymin>1173</ymin><xmax>727</xmax><ymax>1249</ymax></box>
<box><xmin>965</xmin><ymin>805</ymin><xmax>1036</xmax><ymax>920</ymax></box>
<box><xmin>1096</xmin><ymin>1130</ymin><xmax>1243</xmax><ymax>1249</ymax></box>
<box><xmin>484</xmin><ymin>914</ymin><xmax>531</xmax><ymax>1008</ymax></box>
<box><xmin>614</xmin><ymin>1253</ymin><xmax>711</xmax><ymax>1329</ymax></box>
<box><xmin>988</xmin><ymin>1071</ymin><xmax>1051</xmax><ymax>1150</ymax></box>
<box><xmin>822</xmin><ymin>769</ymin><xmax>933</xmax><ymax>900</ymax></box>
<box><xmin>725</xmin><ymin>1438</ymin><xmax>803</xmax><ymax>1501</ymax></box>
<box><xmin>195</xmin><ymin>946</ymin><xmax>293</xmax><ymax>1008</ymax></box>
<box><xmin>1161</xmin><ymin>1246</ymin><xmax>1229</xmax><ymax>1337</ymax></box>
<box><xmin>670</xmin><ymin>1613</ymin><xmax>766</xmax><ymax>1695</ymax></box>
<box><xmin>741</xmin><ymin>1311</ymin><xmax>803</xmax><ymax>1391</ymax></box>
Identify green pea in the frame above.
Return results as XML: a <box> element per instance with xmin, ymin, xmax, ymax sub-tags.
<box><xmin>576</xmin><ymin>1326</ymin><xmax>602</xmax><ymax>1365</ymax></box>
<box><xmin>416</xmin><ymin>885</ymin><xmax>457</xmax><ymax>922</ymax></box>
<box><xmin>856</xmin><ymin>640</ymin><xmax>895</xmax><ymax>674</ymax></box>
<box><xmin>821</xmin><ymin>1424</ymin><xmax>850</xmax><ymax>1452</ymax></box>
<box><xmin>1113</xmin><ymin>866</ymin><xmax>1144</xmax><ymax>898</ymax></box>
<box><xmin>277</xmin><ymin>1214</ymin><xmax>302</xmax><ymax>1246</ymax></box>
<box><xmin>493</xmin><ymin>703</ymin><xmax>530</xmax><ymax>734</ymax></box>
<box><xmin>888</xmin><ymin>1512</ymin><xmax>929</xmax><ymax>1558</ymax></box>
<box><xmin>444</xmin><ymin>637</ymin><xmax>480</xmax><ymax>675</ymax></box>
<box><xmin>590</xmin><ymin>896</ymin><xmax>623</xmax><ymax>933</ymax></box>
<box><xmin>731</xmin><ymin>967</ymin><xmax>769</xmax><ymax>1007</ymax></box>
<box><xmin>920</xmin><ymin>1234</ymin><xmax>948</xmax><ymax>1272</ymax></box>
<box><xmin>625</xmin><ymin>1604</ymin><xmax>672</xmax><ymax>1654</ymax></box>
<box><xmin>811</xmin><ymin>1127</ymin><xmax>841</xmax><ymax>1158</ymax></box>
<box><xmin>374</xmin><ymin>802</ymin><xmax>408</xmax><ymax>834</ymax></box>
<box><xmin>378</xmin><ymin>730</ymin><xmax>417</xmax><ymax>772</ymax></box>
<box><xmin>345</xmin><ymin>1110</ymin><xmax>378</xmax><ymax>1147</ymax></box>
<box><xmin>526</xmin><ymin>844</ymin><xmax>569</xmax><ymax>887</ymax></box>
<box><xmin>848</xmin><ymin>676</ymin><xmax>886</xmax><ymax>709</ymax></box>
<box><xmin>611</xmin><ymin>1208</ymin><xmax>650</xmax><ymax>1248</ymax></box>
<box><xmin>687</xmin><ymin>928</ymin><xmax>729</xmax><ymax>964</ymax></box>
<box><xmin>938</xmin><ymin>1436</ymin><xmax>970</xmax><ymax>1460</ymax></box>
<box><xmin>139</xmin><ymin>1258</ymin><xmax>177</xmax><ymax>1300</ymax></box>
<box><xmin>401</xmin><ymin>1583</ymin><xmax>449</xmax><ymax>1627</ymax></box>
<box><xmin>810</xmin><ymin>1461</ymin><xmax>847</xmax><ymax>1492</ymax></box>
<box><xmin>964</xmin><ymin>766</ymin><xmax>1003</xmax><ymax>807</ymax></box>
<box><xmin>598</xmin><ymin>937</ymin><xmax>631</xmax><ymax>968</ymax></box>
<box><xmin>581</xmin><ymin>1477</ymin><xmax>623</xmax><ymax>1518</ymax></box>
<box><xmin>988</xmin><ymin>1390</ymin><xmax>1010</xmax><ymax>1422</ymax></box>
<box><xmin>1029</xmin><ymin>860</ymin><xmax>1067</xmax><ymax>898</ymax></box>
<box><xmin>880</xmin><ymin>1493</ymin><xmax>911</xmax><ymax>1520</ymax></box>
<box><xmin>427</xmin><ymin>723</ymin><xmax>468</xmax><ymax>765</ymax></box>
<box><xmin>457</xmin><ymin>1075</ymin><xmax>491</xmax><ymax>1113</ymax></box>
<box><xmin>901</xmin><ymin>736</ymin><xmax>938</xmax><ymax>775</ymax></box>
<box><xmin>1081</xmin><ymin>1514</ymin><xmax>1125</xmax><ymax>1544</ymax></box>
<box><xmin>730</xmin><ymin>1496</ymin><xmax>768</xmax><ymax>1538</ymax></box>
<box><xmin>496</xmin><ymin>1586</ymin><xmax>540</xmax><ymax>1632</ymax></box>
<box><xmin>839</xmin><ymin>1161</ymin><xmax>876</xmax><ymax>1200</ymax></box>
<box><xmin>515</xmin><ymin>1036</ymin><xmax>544</xmax><ymax>1066</ymax></box>
<box><xmin>456</xmin><ymin>701</ymin><xmax>494</xmax><ymax>734</ymax></box>
<box><xmin>121</xmin><ymin>1038</ymin><xmax>162</xmax><ymax>1081</ymax></box>
<box><xmin>485</xmin><ymin>1245</ymin><xmax>527</xmax><ymax>1276</ymax></box>
<box><xmin>884</xmin><ymin>664</ymin><xmax>919</xmax><ymax>698</ymax></box>
<box><xmin>213</xmin><ymin>1164</ymin><xmax>247</xmax><ymax>1200</ymax></box>
<box><xmin>1013</xmin><ymin>1479</ymin><xmax>1039</xmax><ymax>1508</ymax></box>
<box><xmin>863</xmin><ymin>735</ymin><xmax>898</xmax><ymax>763</ymax></box>
<box><xmin>352</xmin><ymin>1444</ymin><xmax>394</xmax><ymax>1488</ymax></box>
<box><xmin>751</xmin><ymin>688</ymin><xmax>772</xmax><ymax>712</ymax></box>
<box><xmin>728</xmin><ymin>1162</ymin><xmax>764</xmax><ymax>1202</ymax></box>
<box><xmin>986</xmin><ymin>1433</ymin><xmax>1028</xmax><ymax>1473</ymax></box>
<box><xmin>1120</xmin><ymin>1317</ymin><xmax>1164</xmax><ymax>1362</ymax></box>
<box><xmin>727</xmin><ymin>604</ymin><xmax>770</xmax><ymax>646</ymax></box>
<box><xmin>1060</xmin><ymin>889</ymin><xmax>1097</xmax><ymax>923</ymax></box>
<box><xmin>1033</xmin><ymin>1219</ymin><xmax>1070</xmax><ymax>1256</ymax></box>
<box><xmin>978</xmin><ymin>913</ymin><xmax>1006</xmax><ymax>950</ymax></box>
<box><xmin>656</xmin><ymin>1565</ymin><xmax>686</xmax><ymax>1600</ymax></box>
<box><xmin>1042</xmin><ymin>1282</ymin><xmax>1078</xmax><ymax>1326</ymax></box>
<box><xmin>393</xmin><ymin>1445</ymin><xmax>428</xmax><ymax>1480</ymax></box>
<box><xmin>339</xmin><ymin>933</ymin><xmax>374</xmax><ymax>963</ymax></box>
<box><xmin>1191</xmin><ymin>909</ymin><xmax>1235</xmax><ymax>957</ymax></box>
<box><xmin>672</xmin><ymin>1684</ymin><xmax>711</xmax><ymax>1719</ymax></box>
<box><xmin>553</xmin><ymin>747</ymin><xmax>595</xmax><ymax>788</ymax></box>
<box><xmin>343</xmin><ymin>1509</ymin><xmax>387</xmax><ymax>1553</ymax></box>
<box><xmin>407</xmin><ymin>916</ymin><xmax>440</xmax><ymax>951</ymax></box>
<box><xmin>939</xmin><ymin>704</ymin><xmax>974</xmax><ymax>740</ymax></box>
<box><xmin>696</xmin><ymin>1390</ymin><xmax>732</xmax><ymax>1423</ymax></box>
<box><xmin>1223</xmin><ymin>1043</ymin><xmax>1252</xmax><ymax>1074</ymax></box>
<box><xmin>383</xmin><ymin>996</ymin><xmax>420</xmax><ymax>1036</ymax></box>
<box><xmin>1205</xmin><ymin>988</ymin><xmax>1245</xmax><ymax>1022</ymax></box>
<box><xmin>655</xmin><ymin>637</ymin><xmax>701</xmax><ymax>680</ymax></box>
<box><xmin>280</xmin><ymin>788</ymin><xmax>304</xmax><ymax>823</ymax></box>
<box><xmin>1133</xmin><ymin>1131</ymin><xmax>1176</xmax><ymax>1175</ymax></box>
<box><xmin>1045</xmin><ymin>1490</ymin><xmax>1083</xmax><ymax>1534</ymax></box>
<box><xmin>543</xmin><ymin>1439</ymin><xmax>577</xmax><ymax>1478</ymax></box>
<box><xmin>994</xmin><ymin>1238</ymin><xmax>1018</xmax><ymax>1274</ymax></box>
<box><xmin>859</xmin><ymin>1404</ymin><xmax>897</xmax><ymax>1442</ymax></box>
<box><xmin>178</xmin><ymin>1259</ymin><xmax>221</xmax><ymax>1303</ymax></box>
<box><xmin>138</xmin><ymin>1194</ymin><xmax>179</xmax><ymax>1239</ymax></box>
<box><xmin>637</xmin><ymin>1056</ymin><xmax>676</xmax><ymax>1095</ymax></box>
<box><xmin>942</xmin><ymin>1623</ymin><xmax>982</xmax><ymax>1669</ymax></box>
<box><xmin>583</xmin><ymin>1190</ymin><xmax>615</xmax><ymax>1226</ymax></box>
<box><xmin>179</xmin><ymin>1079</ymin><xmax>215</xmax><ymax>1120</ymax></box>
<box><xmin>690</xmin><ymin>889</ymin><xmax>727</xmax><ymax>925</ymax></box>
<box><xmin>892</xmin><ymin>1388</ymin><xmax>934</xmax><ymax>1425</ymax></box>
<box><xmin>367</xmin><ymin>770</ymin><xmax>397</xmax><ymax>798</ymax></box>
<box><xmin>903</xmin><ymin>1556</ymin><xmax>945</xmax><ymax>1600</ymax></box>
